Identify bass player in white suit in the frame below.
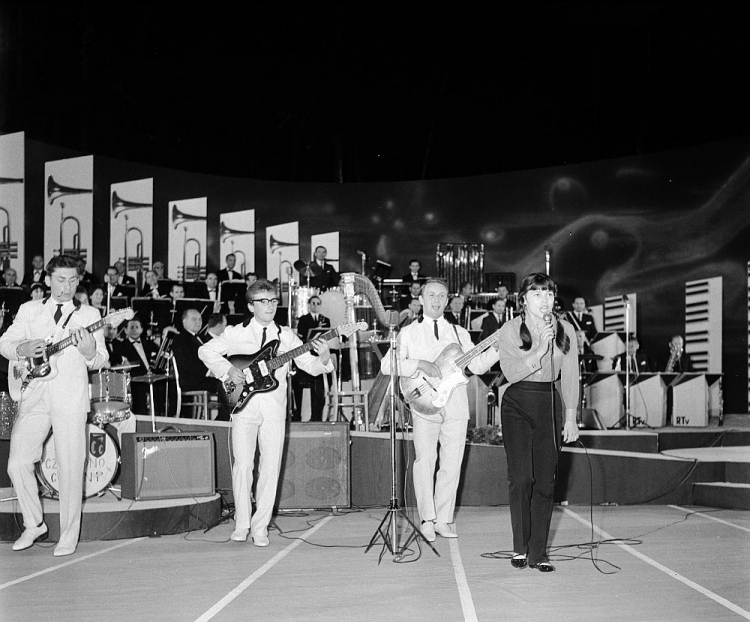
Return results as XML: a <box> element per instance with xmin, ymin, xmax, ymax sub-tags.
<box><xmin>380</xmin><ymin>278</ymin><xmax>499</xmax><ymax>542</ymax></box>
<box><xmin>198</xmin><ymin>279</ymin><xmax>333</xmax><ymax>547</ymax></box>
<box><xmin>0</xmin><ymin>255</ymin><xmax>109</xmax><ymax>557</ymax></box>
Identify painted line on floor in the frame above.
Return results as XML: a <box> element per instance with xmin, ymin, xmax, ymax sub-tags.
<box><xmin>669</xmin><ymin>505</ymin><xmax>750</xmax><ymax>533</ymax></box>
<box><xmin>195</xmin><ymin>515</ymin><xmax>335</xmax><ymax>622</ymax></box>
<box><xmin>563</xmin><ymin>507</ymin><xmax>750</xmax><ymax>620</ymax></box>
<box><xmin>0</xmin><ymin>537</ymin><xmax>147</xmax><ymax>591</ymax></box>
<box><xmin>448</xmin><ymin>538</ymin><xmax>478</xmax><ymax>622</ymax></box>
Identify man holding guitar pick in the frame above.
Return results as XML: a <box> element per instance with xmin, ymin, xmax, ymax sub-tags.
<box><xmin>198</xmin><ymin>278</ymin><xmax>335</xmax><ymax>547</ymax></box>
<box><xmin>0</xmin><ymin>255</ymin><xmax>109</xmax><ymax>557</ymax></box>
<box><xmin>381</xmin><ymin>278</ymin><xmax>499</xmax><ymax>542</ymax></box>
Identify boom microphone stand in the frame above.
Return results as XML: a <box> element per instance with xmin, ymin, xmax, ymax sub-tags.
<box><xmin>366</xmin><ymin>312</ymin><xmax>439</xmax><ymax>562</ymax></box>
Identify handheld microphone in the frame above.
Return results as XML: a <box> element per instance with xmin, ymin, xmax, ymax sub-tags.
<box><xmin>543</xmin><ymin>312</ymin><xmax>554</xmax><ymax>350</ymax></box>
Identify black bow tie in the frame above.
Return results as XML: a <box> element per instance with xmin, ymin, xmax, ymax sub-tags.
<box><xmin>130</xmin><ymin>339</ymin><xmax>141</xmax><ymax>344</ymax></box>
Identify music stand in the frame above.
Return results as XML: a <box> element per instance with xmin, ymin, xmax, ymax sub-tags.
<box><xmin>131</xmin><ymin>372</ymin><xmax>171</xmax><ymax>432</ymax></box>
<box><xmin>0</xmin><ymin>286</ymin><xmax>27</xmax><ymax>319</ymax></box>
<box><xmin>132</xmin><ymin>297</ymin><xmax>172</xmax><ymax>335</ymax></box>
<box><xmin>365</xmin><ymin>315</ymin><xmax>439</xmax><ymax>562</ymax></box>
<box><xmin>157</xmin><ymin>279</ymin><xmax>178</xmax><ymax>298</ymax></box>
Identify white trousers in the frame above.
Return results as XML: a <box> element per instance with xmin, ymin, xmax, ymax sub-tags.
<box><xmin>8</xmin><ymin>400</ymin><xmax>86</xmax><ymax>547</ymax></box>
<box><xmin>411</xmin><ymin>415</ymin><xmax>468</xmax><ymax>524</ymax></box>
<box><xmin>231</xmin><ymin>414</ymin><xmax>285</xmax><ymax>536</ymax></box>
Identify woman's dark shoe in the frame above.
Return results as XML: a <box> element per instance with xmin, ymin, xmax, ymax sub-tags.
<box><xmin>529</xmin><ymin>562</ymin><xmax>556</xmax><ymax>573</ymax></box>
<box><xmin>510</xmin><ymin>554</ymin><xmax>528</xmax><ymax>569</ymax></box>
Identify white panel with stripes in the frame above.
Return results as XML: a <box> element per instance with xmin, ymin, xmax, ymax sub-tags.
<box><xmin>684</xmin><ymin>276</ymin><xmax>722</xmax><ymax>374</ymax></box>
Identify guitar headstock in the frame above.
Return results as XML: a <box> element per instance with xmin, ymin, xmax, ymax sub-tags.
<box><xmin>105</xmin><ymin>307</ymin><xmax>135</xmax><ymax>328</ymax></box>
<box><xmin>336</xmin><ymin>321</ymin><xmax>368</xmax><ymax>339</ymax></box>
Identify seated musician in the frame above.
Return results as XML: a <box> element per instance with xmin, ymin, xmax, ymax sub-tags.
<box><xmin>198</xmin><ymin>278</ymin><xmax>333</xmax><ymax>547</ymax></box>
<box><xmin>140</xmin><ymin>270</ymin><xmax>163</xmax><ymax>298</ymax></box>
<box><xmin>117</xmin><ymin>317</ymin><xmax>161</xmax><ymax>415</ymax></box>
<box><xmin>170</xmin><ymin>308</ymin><xmax>226</xmax><ymax>419</ymax></box>
<box><xmin>291</xmin><ymin>295</ymin><xmax>331</xmax><ymax>422</ymax></box>
<box><xmin>664</xmin><ymin>335</ymin><xmax>694</xmax><ymax>372</ymax></box>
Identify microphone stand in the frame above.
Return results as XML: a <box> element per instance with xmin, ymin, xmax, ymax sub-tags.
<box><xmin>623</xmin><ymin>297</ymin><xmax>632</xmax><ymax>430</ymax></box>
<box><xmin>365</xmin><ymin>315</ymin><xmax>439</xmax><ymax>563</ymax></box>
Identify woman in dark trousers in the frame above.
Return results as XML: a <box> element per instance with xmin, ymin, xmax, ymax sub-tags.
<box><xmin>496</xmin><ymin>273</ymin><xmax>579</xmax><ymax>572</ymax></box>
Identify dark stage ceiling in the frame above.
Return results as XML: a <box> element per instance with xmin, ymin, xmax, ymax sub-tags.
<box><xmin>1</xmin><ymin>1</ymin><xmax>749</xmax><ymax>182</ymax></box>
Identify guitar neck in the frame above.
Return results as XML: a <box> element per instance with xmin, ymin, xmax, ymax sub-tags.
<box><xmin>46</xmin><ymin>317</ymin><xmax>107</xmax><ymax>357</ymax></box>
<box><xmin>267</xmin><ymin>327</ymin><xmax>339</xmax><ymax>371</ymax></box>
<box><xmin>454</xmin><ymin>330</ymin><xmax>500</xmax><ymax>369</ymax></box>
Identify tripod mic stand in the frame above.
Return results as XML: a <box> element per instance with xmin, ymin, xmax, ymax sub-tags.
<box><xmin>366</xmin><ymin>316</ymin><xmax>439</xmax><ymax>563</ymax></box>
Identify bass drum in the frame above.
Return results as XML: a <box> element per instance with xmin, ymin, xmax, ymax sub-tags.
<box><xmin>319</xmin><ymin>288</ymin><xmax>347</xmax><ymax>328</ymax></box>
<box><xmin>36</xmin><ymin>423</ymin><xmax>120</xmax><ymax>499</ymax></box>
<box><xmin>292</xmin><ymin>286</ymin><xmax>319</xmax><ymax>326</ymax></box>
<box><xmin>0</xmin><ymin>391</ymin><xmax>18</xmax><ymax>440</ymax></box>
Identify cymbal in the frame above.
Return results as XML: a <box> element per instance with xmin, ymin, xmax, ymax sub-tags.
<box><xmin>293</xmin><ymin>259</ymin><xmax>308</xmax><ymax>272</ymax></box>
<box><xmin>109</xmin><ymin>362</ymin><xmax>139</xmax><ymax>371</ymax></box>
<box><xmin>294</xmin><ymin>260</ymin><xmax>323</xmax><ymax>277</ymax></box>
<box><xmin>131</xmin><ymin>373</ymin><xmax>172</xmax><ymax>384</ymax></box>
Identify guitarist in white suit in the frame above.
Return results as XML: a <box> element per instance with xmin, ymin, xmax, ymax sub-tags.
<box><xmin>381</xmin><ymin>278</ymin><xmax>499</xmax><ymax>542</ymax></box>
<box><xmin>198</xmin><ymin>279</ymin><xmax>333</xmax><ymax>547</ymax></box>
<box><xmin>0</xmin><ymin>255</ymin><xmax>109</xmax><ymax>557</ymax></box>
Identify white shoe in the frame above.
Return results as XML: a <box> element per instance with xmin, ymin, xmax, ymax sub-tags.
<box><xmin>230</xmin><ymin>528</ymin><xmax>249</xmax><ymax>542</ymax></box>
<box><xmin>252</xmin><ymin>532</ymin><xmax>269</xmax><ymax>547</ymax></box>
<box><xmin>434</xmin><ymin>522</ymin><xmax>458</xmax><ymax>538</ymax></box>
<box><xmin>53</xmin><ymin>542</ymin><xmax>77</xmax><ymax>557</ymax></box>
<box><xmin>420</xmin><ymin>521</ymin><xmax>436</xmax><ymax>542</ymax></box>
<box><xmin>12</xmin><ymin>523</ymin><xmax>48</xmax><ymax>551</ymax></box>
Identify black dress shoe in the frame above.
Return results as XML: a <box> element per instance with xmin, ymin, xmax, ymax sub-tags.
<box><xmin>510</xmin><ymin>554</ymin><xmax>528</xmax><ymax>569</ymax></box>
<box><xmin>529</xmin><ymin>562</ymin><xmax>556</xmax><ymax>573</ymax></box>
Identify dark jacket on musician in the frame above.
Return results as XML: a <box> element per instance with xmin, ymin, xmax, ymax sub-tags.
<box><xmin>296</xmin><ymin>312</ymin><xmax>331</xmax><ymax>342</ymax></box>
<box><xmin>115</xmin><ymin>337</ymin><xmax>159</xmax><ymax>378</ymax></box>
<box><xmin>171</xmin><ymin>329</ymin><xmax>220</xmax><ymax>394</ymax></box>
<box><xmin>479</xmin><ymin>312</ymin><xmax>504</xmax><ymax>342</ymax></box>
<box><xmin>307</xmin><ymin>263</ymin><xmax>340</xmax><ymax>290</ymax></box>
<box><xmin>612</xmin><ymin>351</ymin><xmax>654</xmax><ymax>374</ymax></box>
<box><xmin>565</xmin><ymin>311</ymin><xmax>597</xmax><ymax>342</ymax></box>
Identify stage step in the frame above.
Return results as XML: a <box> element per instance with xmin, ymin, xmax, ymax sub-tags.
<box><xmin>692</xmin><ymin>482</ymin><xmax>750</xmax><ymax>510</ymax></box>
<box><xmin>725</xmin><ymin>461</ymin><xmax>750</xmax><ymax>484</ymax></box>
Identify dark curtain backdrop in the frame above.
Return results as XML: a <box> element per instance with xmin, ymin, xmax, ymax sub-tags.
<box><xmin>24</xmin><ymin>136</ymin><xmax>750</xmax><ymax>413</ymax></box>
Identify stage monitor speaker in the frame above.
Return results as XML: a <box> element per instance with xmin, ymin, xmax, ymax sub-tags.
<box><xmin>278</xmin><ymin>422</ymin><xmax>350</xmax><ymax>510</ymax></box>
<box><xmin>120</xmin><ymin>432</ymin><xmax>215</xmax><ymax>500</ymax></box>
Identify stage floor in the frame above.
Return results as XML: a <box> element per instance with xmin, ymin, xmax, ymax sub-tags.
<box><xmin>1</xmin><ymin>504</ymin><xmax>749</xmax><ymax>621</ymax></box>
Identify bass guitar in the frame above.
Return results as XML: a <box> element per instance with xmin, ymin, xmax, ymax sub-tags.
<box><xmin>221</xmin><ymin>321</ymin><xmax>367</xmax><ymax>410</ymax></box>
<box><xmin>8</xmin><ymin>308</ymin><xmax>135</xmax><ymax>401</ymax></box>
<box><xmin>400</xmin><ymin>329</ymin><xmax>500</xmax><ymax>415</ymax></box>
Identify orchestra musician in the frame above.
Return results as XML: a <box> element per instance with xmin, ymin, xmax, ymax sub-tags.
<box><xmin>665</xmin><ymin>335</ymin><xmax>694</xmax><ymax>372</ymax></box>
<box><xmin>217</xmin><ymin>253</ymin><xmax>242</xmax><ymax>283</ymax></box>
<box><xmin>400</xmin><ymin>259</ymin><xmax>428</xmax><ymax>285</ymax></box>
<box><xmin>306</xmin><ymin>246</ymin><xmax>340</xmax><ymax>291</ymax></box>
<box><xmin>117</xmin><ymin>317</ymin><xmax>160</xmax><ymax>415</ymax></box>
<box><xmin>381</xmin><ymin>278</ymin><xmax>499</xmax><ymax>542</ymax></box>
<box><xmin>140</xmin><ymin>270</ymin><xmax>162</xmax><ymax>298</ymax></box>
<box><xmin>564</xmin><ymin>296</ymin><xmax>597</xmax><ymax>342</ymax></box>
<box><xmin>291</xmin><ymin>295</ymin><xmax>331</xmax><ymax>422</ymax></box>
<box><xmin>0</xmin><ymin>255</ymin><xmax>108</xmax><ymax>557</ymax></box>
<box><xmin>198</xmin><ymin>279</ymin><xmax>333</xmax><ymax>547</ymax></box>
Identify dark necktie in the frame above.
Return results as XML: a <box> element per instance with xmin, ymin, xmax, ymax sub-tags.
<box><xmin>54</xmin><ymin>304</ymin><xmax>63</xmax><ymax>323</ymax></box>
<box><xmin>260</xmin><ymin>327</ymin><xmax>267</xmax><ymax>348</ymax></box>
<box><xmin>433</xmin><ymin>320</ymin><xmax>439</xmax><ymax>340</ymax></box>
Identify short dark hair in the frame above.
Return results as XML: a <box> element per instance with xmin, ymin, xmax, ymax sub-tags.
<box><xmin>246</xmin><ymin>278</ymin><xmax>277</xmax><ymax>302</ymax></box>
<box><xmin>46</xmin><ymin>254</ymin><xmax>79</xmax><ymax>275</ymax></box>
<box><xmin>207</xmin><ymin>313</ymin><xmax>226</xmax><ymax>329</ymax></box>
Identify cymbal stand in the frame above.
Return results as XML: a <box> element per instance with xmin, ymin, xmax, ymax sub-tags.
<box><xmin>365</xmin><ymin>319</ymin><xmax>439</xmax><ymax>562</ymax></box>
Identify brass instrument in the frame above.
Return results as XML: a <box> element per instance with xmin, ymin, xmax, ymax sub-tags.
<box><xmin>112</xmin><ymin>191</ymin><xmax>152</xmax><ymax>273</ymax></box>
<box><xmin>665</xmin><ymin>342</ymin><xmax>681</xmax><ymax>372</ymax></box>
<box><xmin>47</xmin><ymin>175</ymin><xmax>92</xmax><ymax>205</ymax></box>
<box><xmin>56</xmin><ymin>202</ymin><xmax>86</xmax><ymax>260</ymax></box>
<box><xmin>152</xmin><ymin>329</ymin><xmax>175</xmax><ymax>374</ymax></box>
<box><xmin>0</xmin><ymin>207</ymin><xmax>18</xmax><ymax>271</ymax></box>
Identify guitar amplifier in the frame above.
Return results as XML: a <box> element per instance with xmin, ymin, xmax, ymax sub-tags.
<box><xmin>120</xmin><ymin>432</ymin><xmax>215</xmax><ymax>500</ymax></box>
<box><xmin>278</xmin><ymin>422</ymin><xmax>350</xmax><ymax>510</ymax></box>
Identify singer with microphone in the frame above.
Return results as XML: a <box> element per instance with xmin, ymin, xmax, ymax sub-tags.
<box><xmin>496</xmin><ymin>272</ymin><xmax>579</xmax><ymax>573</ymax></box>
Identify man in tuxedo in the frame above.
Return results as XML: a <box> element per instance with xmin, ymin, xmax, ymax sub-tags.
<box><xmin>612</xmin><ymin>335</ymin><xmax>653</xmax><ymax>374</ymax></box>
<box><xmin>496</xmin><ymin>283</ymin><xmax>515</xmax><ymax>313</ymax></box>
<box><xmin>20</xmin><ymin>255</ymin><xmax>47</xmax><ymax>292</ymax></box>
<box><xmin>444</xmin><ymin>296</ymin><xmax>464</xmax><ymax>326</ymax></box>
<box><xmin>114</xmin><ymin>260</ymin><xmax>135</xmax><ymax>286</ymax></box>
<box><xmin>152</xmin><ymin>261</ymin><xmax>166</xmax><ymax>280</ymax></box>
<box><xmin>292</xmin><ymin>295</ymin><xmax>331</xmax><ymax>422</ymax></box>
<box><xmin>217</xmin><ymin>253</ymin><xmax>243</xmax><ymax>283</ymax></box>
<box><xmin>399</xmin><ymin>281</ymin><xmax>422</xmax><ymax>311</ymax></box>
<box><xmin>205</xmin><ymin>312</ymin><xmax>227</xmax><ymax>340</ymax></box>
<box><xmin>665</xmin><ymin>335</ymin><xmax>694</xmax><ymax>372</ymax></box>
<box><xmin>3</xmin><ymin>267</ymin><xmax>20</xmax><ymax>287</ymax></box>
<box><xmin>398</xmin><ymin>297</ymin><xmax>422</xmax><ymax>328</ymax></box>
<box><xmin>75</xmin><ymin>256</ymin><xmax>99</xmax><ymax>291</ymax></box>
<box><xmin>171</xmin><ymin>308</ymin><xmax>224</xmax><ymax>418</ymax></box>
<box><xmin>117</xmin><ymin>317</ymin><xmax>160</xmax><ymax>415</ymax></box>
<box><xmin>400</xmin><ymin>259</ymin><xmax>427</xmax><ymax>284</ymax></box>
<box><xmin>103</xmin><ymin>266</ymin><xmax>129</xmax><ymax>311</ymax></box>
<box><xmin>140</xmin><ymin>270</ymin><xmax>162</xmax><ymax>298</ymax></box>
<box><xmin>479</xmin><ymin>298</ymin><xmax>506</xmax><ymax>341</ymax></box>
<box><xmin>203</xmin><ymin>272</ymin><xmax>220</xmax><ymax>303</ymax></box>
<box><xmin>307</xmin><ymin>246</ymin><xmax>340</xmax><ymax>291</ymax></box>
<box><xmin>565</xmin><ymin>296</ymin><xmax>597</xmax><ymax>343</ymax></box>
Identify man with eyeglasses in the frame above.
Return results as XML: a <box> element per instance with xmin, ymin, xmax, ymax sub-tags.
<box><xmin>198</xmin><ymin>279</ymin><xmax>334</xmax><ymax>547</ymax></box>
<box><xmin>291</xmin><ymin>295</ymin><xmax>331</xmax><ymax>422</ymax></box>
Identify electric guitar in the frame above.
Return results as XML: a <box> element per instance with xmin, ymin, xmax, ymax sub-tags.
<box><xmin>221</xmin><ymin>321</ymin><xmax>367</xmax><ymax>410</ymax></box>
<box><xmin>8</xmin><ymin>308</ymin><xmax>135</xmax><ymax>401</ymax></box>
<box><xmin>400</xmin><ymin>330</ymin><xmax>500</xmax><ymax>415</ymax></box>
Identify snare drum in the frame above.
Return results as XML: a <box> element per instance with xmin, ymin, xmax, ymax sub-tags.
<box><xmin>90</xmin><ymin>369</ymin><xmax>131</xmax><ymax>414</ymax></box>
<box><xmin>36</xmin><ymin>423</ymin><xmax>120</xmax><ymax>499</ymax></box>
<box><xmin>0</xmin><ymin>392</ymin><xmax>18</xmax><ymax>440</ymax></box>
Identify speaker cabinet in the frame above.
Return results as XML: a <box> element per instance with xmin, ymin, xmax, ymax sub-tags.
<box><xmin>278</xmin><ymin>422</ymin><xmax>350</xmax><ymax>510</ymax></box>
<box><xmin>120</xmin><ymin>432</ymin><xmax>215</xmax><ymax>500</ymax></box>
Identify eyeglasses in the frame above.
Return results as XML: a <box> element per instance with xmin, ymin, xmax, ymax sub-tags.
<box><xmin>309</xmin><ymin>301</ymin><xmax>321</xmax><ymax>306</ymax></box>
<box><xmin>251</xmin><ymin>297</ymin><xmax>280</xmax><ymax>306</ymax></box>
